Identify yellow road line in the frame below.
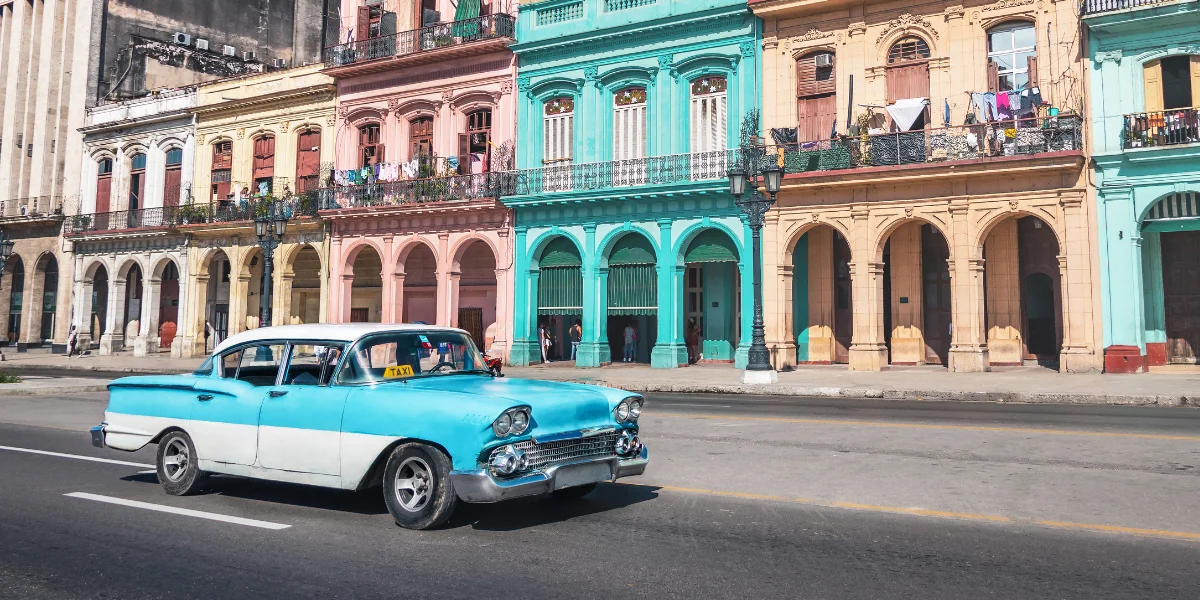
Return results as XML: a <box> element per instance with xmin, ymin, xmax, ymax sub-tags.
<box><xmin>650</xmin><ymin>411</ymin><xmax>1200</xmax><ymax>442</ymax></box>
<box><xmin>620</xmin><ymin>482</ymin><xmax>1200</xmax><ymax>542</ymax></box>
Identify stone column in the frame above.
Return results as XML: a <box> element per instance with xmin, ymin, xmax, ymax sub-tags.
<box><xmin>764</xmin><ymin>211</ymin><xmax>795</xmax><ymax>369</ymax></box>
<box><xmin>380</xmin><ymin>235</ymin><xmax>395</xmax><ymax>323</ymax></box>
<box><xmin>73</xmin><ymin>256</ymin><xmax>93</xmax><ymax>350</ymax></box>
<box><xmin>848</xmin><ymin>208</ymin><xmax>886</xmax><ymax>370</ymax></box>
<box><xmin>1058</xmin><ymin>194</ymin><xmax>1097</xmax><ymax>372</ymax></box>
<box><xmin>733</xmin><ymin>219</ymin><xmax>753</xmax><ymax>369</ymax></box>
<box><xmin>490</xmin><ymin>229</ymin><xmax>511</xmax><ymax>360</ymax></box>
<box><xmin>184</xmin><ymin>270</ymin><xmax>209</xmax><ymax>358</ymax></box>
<box><xmin>508</xmin><ymin>227</ymin><xmax>539</xmax><ymax>366</ymax></box>
<box><xmin>947</xmin><ymin>204</ymin><xmax>989</xmax><ymax>372</ymax></box>
<box><xmin>650</xmin><ymin>218</ymin><xmax>683</xmax><ymax>368</ymax></box>
<box><xmin>101</xmin><ymin>271</ymin><xmax>126</xmax><ymax>355</ymax></box>
<box><xmin>136</xmin><ymin>261</ymin><xmax>159</xmax><ymax>356</ymax></box>
<box><xmin>576</xmin><ymin>224</ymin><xmax>604</xmax><ymax>367</ymax></box>
<box><xmin>327</xmin><ymin>236</ymin><xmax>344</xmax><ymax>323</ymax></box>
<box><xmin>434</xmin><ymin>233</ymin><xmax>451</xmax><ymax>326</ymax></box>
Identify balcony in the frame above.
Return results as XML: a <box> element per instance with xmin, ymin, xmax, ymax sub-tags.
<box><xmin>506</xmin><ymin>149</ymin><xmax>738</xmax><ymax>198</ymax></box>
<box><xmin>323</xmin><ymin>15</ymin><xmax>515</xmax><ymax>76</ymax></box>
<box><xmin>765</xmin><ymin>115</ymin><xmax>1082</xmax><ymax>179</ymax></box>
<box><xmin>1123</xmin><ymin>108</ymin><xmax>1200</xmax><ymax>149</ymax></box>
<box><xmin>315</xmin><ymin>172</ymin><xmax>515</xmax><ymax>212</ymax></box>
<box><xmin>0</xmin><ymin>196</ymin><xmax>63</xmax><ymax>224</ymax></box>
<box><xmin>64</xmin><ymin>198</ymin><xmax>320</xmax><ymax>236</ymax></box>
<box><xmin>1082</xmin><ymin>0</ymin><xmax>1179</xmax><ymax>15</ymax></box>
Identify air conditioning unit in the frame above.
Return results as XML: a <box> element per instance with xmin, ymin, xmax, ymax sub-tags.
<box><xmin>271</xmin><ymin>58</ymin><xmax>287</xmax><ymax>69</ymax></box>
<box><xmin>172</xmin><ymin>32</ymin><xmax>191</xmax><ymax>45</ymax></box>
<box><xmin>222</xmin><ymin>45</ymin><xmax>236</xmax><ymax>56</ymax></box>
<box><xmin>195</xmin><ymin>38</ymin><xmax>209</xmax><ymax>51</ymax></box>
<box><xmin>241</xmin><ymin>51</ymin><xmax>256</xmax><ymax>61</ymax></box>
<box><xmin>814</xmin><ymin>54</ymin><xmax>833</xmax><ymax>68</ymax></box>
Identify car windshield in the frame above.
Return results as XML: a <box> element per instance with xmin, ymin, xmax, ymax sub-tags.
<box><xmin>338</xmin><ymin>330</ymin><xmax>489</xmax><ymax>385</ymax></box>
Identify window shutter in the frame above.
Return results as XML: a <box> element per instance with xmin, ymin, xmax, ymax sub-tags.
<box><xmin>796</xmin><ymin>53</ymin><xmax>835</xmax><ymax>98</ymax></box>
<box><xmin>381</xmin><ymin>12</ymin><xmax>397</xmax><ymax>36</ymax></box>
<box><xmin>987</xmin><ymin>61</ymin><xmax>999</xmax><ymax>93</ymax></box>
<box><xmin>1026</xmin><ymin>55</ymin><xmax>1038</xmax><ymax>88</ymax></box>
<box><xmin>376</xmin><ymin>143</ymin><xmax>385</xmax><ymax>163</ymax></box>
<box><xmin>1144</xmin><ymin>59</ymin><xmax>1164</xmax><ymax>113</ymax></box>
<box><xmin>458</xmin><ymin>133</ymin><xmax>470</xmax><ymax>175</ymax></box>
<box><xmin>356</xmin><ymin>6</ymin><xmax>371</xmax><ymax>40</ymax></box>
<box><xmin>1191</xmin><ymin>55</ymin><xmax>1200</xmax><ymax>109</ymax></box>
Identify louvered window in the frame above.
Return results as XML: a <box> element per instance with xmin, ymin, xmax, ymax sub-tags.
<box><xmin>543</xmin><ymin>97</ymin><xmax>574</xmax><ymax>164</ymax></box>
<box><xmin>613</xmin><ymin>87</ymin><xmax>647</xmax><ymax>186</ymax></box>
<box><xmin>796</xmin><ymin>52</ymin><xmax>837</xmax><ymax>142</ymax></box>
<box><xmin>690</xmin><ymin>77</ymin><xmax>727</xmax><ymax>153</ymax></box>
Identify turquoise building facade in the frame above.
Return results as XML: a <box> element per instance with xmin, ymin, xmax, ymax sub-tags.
<box><xmin>504</xmin><ymin>0</ymin><xmax>761</xmax><ymax>368</ymax></box>
<box><xmin>1085</xmin><ymin>0</ymin><xmax>1200</xmax><ymax>371</ymax></box>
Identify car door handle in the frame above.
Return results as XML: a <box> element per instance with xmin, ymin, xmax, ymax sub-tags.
<box><xmin>269</xmin><ymin>390</ymin><xmax>288</xmax><ymax>398</ymax></box>
<box><xmin>197</xmin><ymin>394</ymin><xmax>213</xmax><ymax>402</ymax></box>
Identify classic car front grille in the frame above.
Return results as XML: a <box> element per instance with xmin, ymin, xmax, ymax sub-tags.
<box><xmin>493</xmin><ymin>431</ymin><xmax>622</xmax><ymax>472</ymax></box>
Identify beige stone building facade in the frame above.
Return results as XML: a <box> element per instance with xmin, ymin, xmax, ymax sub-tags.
<box><xmin>754</xmin><ymin>0</ymin><xmax>1101</xmax><ymax>373</ymax></box>
<box><xmin>179</xmin><ymin>65</ymin><xmax>336</xmax><ymax>357</ymax></box>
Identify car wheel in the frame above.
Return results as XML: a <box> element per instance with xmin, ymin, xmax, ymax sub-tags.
<box><xmin>382</xmin><ymin>443</ymin><xmax>458</xmax><ymax>530</ymax></box>
<box><xmin>550</xmin><ymin>482</ymin><xmax>598</xmax><ymax>501</ymax></box>
<box><xmin>156</xmin><ymin>430</ymin><xmax>206</xmax><ymax>496</ymax></box>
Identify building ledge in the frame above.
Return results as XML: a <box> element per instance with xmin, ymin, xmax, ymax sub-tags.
<box><xmin>780</xmin><ymin>150</ymin><xmax>1085</xmax><ymax>190</ymax></box>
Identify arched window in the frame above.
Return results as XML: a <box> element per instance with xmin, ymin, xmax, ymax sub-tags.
<box><xmin>613</xmin><ymin>87</ymin><xmax>647</xmax><ymax>161</ymax></box>
<box><xmin>358</xmin><ymin>123</ymin><xmax>382</xmax><ymax>168</ymax></box>
<box><xmin>295</xmin><ymin>129</ymin><xmax>322</xmax><ymax>193</ymax></box>
<box><xmin>252</xmin><ymin>135</ymin><xmax>276</xmax><ymax>196</ymax></box>
<box><xmin>885</xmin><ymin>37</ymin><xmax>931</xmax><ymax>127</ymax></box>
<box><xmin>96</xmin><ymin>157</ymin><xmax>113</xmax><ymax>213</ymax></box>
<box><xmin>461</xmin><ymin>109</ymin><xmax>492</xmax><ymax>174</ymax></box>
<box><xmin>987</xmin><ymin>22</ymin><xmax>1037</xmax><ymax>93</ymax></box>
<box><xmin>543</xmin><ymin>97</ymin><xmax>574</xmax><ymax>164</ymax></box>
<box><xmin>211</xmin><ymin>141</ymin><xmax>233</xmax><ymax>202</ymax></box>
<box><xmin>164</xmin><ymin>148</ymin><xmax>183</xmax><ymax>206</ymax></box>
<box><xmin>691</xmin><ymin>77</ymin><xmax>727</xmax><ymax>152</ymax></box>
<box><xmin>796</xmin><ymin>52</ymin><xmax>836</xmax><ymax>142</ymax></box>
<box><xmin>129</xmin><ymin>152</ymin><xmax>147</xmax><ymax>211</ymax></box>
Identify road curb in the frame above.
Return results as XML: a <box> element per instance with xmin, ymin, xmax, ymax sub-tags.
<box><xmin>0</xmin><ymin>384</ymin><xmax>112</xmax><ymax>396</ymax></box>
<box><xmin>0</xmin><ymin>363</ymin><xmax>192</xmax><ymax>376</ymax></box>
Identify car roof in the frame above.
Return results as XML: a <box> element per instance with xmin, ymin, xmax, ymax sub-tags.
<box><xmin>212</xmin><ymin>323</ymin><xmax>469</xmax><ymax>355</ymax></box>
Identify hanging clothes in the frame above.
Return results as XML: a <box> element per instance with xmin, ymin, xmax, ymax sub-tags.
<box><xmin>996</xmin><ymin>92</ymin><xmax>1012</xmax><ymax>120</ymax></box>
<box><xmin>984</xmin><ymin>92</ymin><xmax>998</xmax><ymax>121</ymax></box>
<box><xmin>886</xmin><ymin>97</ymin><xmax>929</xmax><ymax>132</ymax></box>
<box><xmin>943</xmin><ymin>98</ymin><xmax>951</xmax><ymax>127</ymax></box>
<box><xmin>402</xmin><ymin>159</ymin><xmax>419</xmax><ymax>179</ymax></box>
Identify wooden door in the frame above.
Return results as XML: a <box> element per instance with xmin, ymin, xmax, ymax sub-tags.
<box><xmin>350</xmin><ymin>308</ymin><xmax>370</xmax><ymax>323</ymax></box>
<box><xmin>164</xmin><ymin>167</ymin><xmax>181</xmax><ymax>207</ymax></box>
<box><xmin>253</xmin><ymin>136</ymin><xmax>276</xmax><ymax>181</ymax></box>
<box><xmin>797</xmin><ymin>94</ymin><xmax>837</xmax><ymax>143</ymax></box>
<box><xmin>458</xmin><ymin>307</ymin><xmax>484</xmax><ymax>349</ymax></box>
<box><xmin>921</xmin><ymin>225</ymin><xmax>951</xmax><ymax>365</ymax></box>
<box><xmin>1162</xmin><ymin>230</ymin><xmax>1200</xmax><ymax>363</ymax></box>
<box><xmin>886</xmin><ymin>62</ymin><xmax>930</xmax><ymax>104</ymax></box>
<box><xmin>295</xmin><ymin>130</ymin><xmax>321</xmax><ymax>193</ymax></box>
<box><xmin>96</xmin><ymin>176</ymin><xmax>112</xmax><ymax>213</ymax></box>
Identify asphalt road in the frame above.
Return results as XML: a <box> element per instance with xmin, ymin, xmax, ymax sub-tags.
<box><xmin>1</xmin><ymin>391</ymin><xmax>1198</xmax><ymax>599</ymax></box>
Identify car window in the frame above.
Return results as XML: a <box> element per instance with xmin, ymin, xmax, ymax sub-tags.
<box><xmin>194</xmin><ymin>356</ymin><xmax>214</xmax><ymax>376</ymax></box>
<box><xmin>283</xmin><ymin>344</ymin><xmax>344</xmax><ymax>386</ymax></box>
<box><xmin>337</xmin><ymin>331</ymin><xmax>487</xmax><ymax>385</ymax></box>
<box><xmin>221</xmin><ymin>343</ymin><xmax>287</xmax><ymax>386</ymax></box>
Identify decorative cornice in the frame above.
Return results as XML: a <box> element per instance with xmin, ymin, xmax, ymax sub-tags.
<box><xmin>795</xmin><ymin>28</ymin><xmax>833</xmax><ymax>42</ymax></box>
<box><xmin>739</xmin><ymin>40</ymin><xmax>755</xmax><ymax>57</ymax></box>
<box><xmin>876</xmin><ymin>13</ymin><xmax>939</xmax><ymax>45</ymax></box>
<box><xmin>944</xmin><ymin>5</ymin><xmax>965</xmax><ymax>20</ymax></box>
<box><xmin>517</xmin><ymin>76</ymin><xmax>532</xmax><ymax>94</ymax></box>
<box><xmin>657</xmin><ymin>54</ymin><xmax>673</xmax><ymax>69</ymax></box>
<box><xmin>848</xmin><ymin>22</ymin><xmax>867</xmax><ymax>37</ymax></box>
<box><xmin>500</xmin><ymin>80</ymin><xmax>513</xmax><ymax>96</ymax></box>
<box><xmin>984</xmin><ymin>0</ymin><xmax>1034</xmax><ymax>11</ymax></box>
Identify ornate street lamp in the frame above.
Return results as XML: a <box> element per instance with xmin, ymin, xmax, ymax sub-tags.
<box><xmin>728</xmin><ymin>147</ymin><xmax>784</xmax><ymax>384</ymax></box>
<box><xmin>0</xmin><ymin>230</ymin><xmax>14</xmax><ymax>361</ymax></box>
<box><xmin>254</xmin><ymin>201</ymin><xmax>290</xmax><ymax>330</ymax></box>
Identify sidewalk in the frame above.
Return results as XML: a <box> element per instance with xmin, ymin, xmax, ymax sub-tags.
<box><xmin>2</xmin><ymin>350</ymin><xmax>1199</xmax><ymax>406</ymax></box>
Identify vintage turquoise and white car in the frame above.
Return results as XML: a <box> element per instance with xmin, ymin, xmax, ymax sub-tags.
<box><xmin>91</xmin><ymin>324</ymin><xmax>649</xmax><ymax>529</ymax></box>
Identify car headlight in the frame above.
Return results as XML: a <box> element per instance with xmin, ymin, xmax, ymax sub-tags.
<box><xmin>615</xmin><ymin>400</ymin><xmax>631</xmax><ymax>422</ymax></box>
<box><xmin>511</xmin><ymin>409</ymin><xmax>529</xmax><ymax>435</ymax></box>
<box><xmin>493</xmin><ymin>412</ymin><xmax>513</xmax><ymax>437</ymax></box>
<box><xmin>628</xmin><ymin>398</ymin><xmax>643</xmax><ymax>420</ymax></box>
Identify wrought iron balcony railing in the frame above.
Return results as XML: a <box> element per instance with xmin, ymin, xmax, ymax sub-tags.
<box><xmin>0</xmin><ymin>196</ymin><xmax>63</xmax><ymax>219</ymax></box>
<box><xmin>1123</xmin><ymin>108</ymin><xmax>1200</xmax><ymax>149</ymax></box>
<box><xmin>64</xmin><ymin>198</ymin><xmax>320</xmax><ymax>235</ymax></box>
<box><xmin>315</xmin><ymin>172</ymin><xmax>516</xmax><ymax>210</ymax></box>
<box><xmin>324</xmin><ymin>15</ymin><xmax>516</xmax><ymax>68</ymax></box>
<box><xmin>508</xmin><ymin>149</ymin><xmax>739</xmax><ymax>196</ymax></box>
<box><xmin>763</xmin><ymin>115</ymin><xmax>1082</xmax><ymax>176</ymax></box>
<box><xmin>1083</xmin><ymin>0</ymin><xmax>1177</xmax><ymax>14</ymax></box>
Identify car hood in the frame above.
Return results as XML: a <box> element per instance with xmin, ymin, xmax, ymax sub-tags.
<box><xmin>403</xmin><ymin>376</ymin><xmax>629</xmax><ymax>433</ymax></box>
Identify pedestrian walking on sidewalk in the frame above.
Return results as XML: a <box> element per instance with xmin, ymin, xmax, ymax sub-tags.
<box><xmin>66</xmin><ymin>326</ymin><xmax>79</xmax><ymax>358</ymax></box>
<box><xmin>569</xmin><ymin>320</ymin><xmax>582</xmax><ymax>361</ymax></box>
<box><xmin>538</xmin><ymin>320</ymin><xmax>550</xmax><ymax>363</ymax></box>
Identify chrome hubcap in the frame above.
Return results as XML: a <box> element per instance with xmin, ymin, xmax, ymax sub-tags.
<box><xmin>162</xmin><ymin>439</ymin><xmax>190</xmax><ymax>482</ymax></box>
<box><xmin>394</xmin><ymin>457</ymin><xmax>433</xmax><ymax>512</ymax></box>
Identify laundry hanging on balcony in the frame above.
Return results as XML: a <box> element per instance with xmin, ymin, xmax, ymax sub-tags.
<box><xmin>885</xmin><ymin>98</ymin><xmax>929</xmax><ymax>132</ymax></box>
<box><xmin>451</xmin><ymin>0</ymin><xmax>481</xmax><ymax>37</ymax></box>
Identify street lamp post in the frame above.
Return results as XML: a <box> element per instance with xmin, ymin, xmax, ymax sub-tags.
<box><xmin>0</xmin><ymin>231</ymin><xmax>14</xmax><ymax>361</ymax></box>
<box><xmin>728</xmin><ymin>146</ymin><xmax>784</xmax><ymax>385</ymax></box>
<box><xmin>253</xmin><ymin>202</ymin><xmax>290</xmax><ymax>330</ymax></box>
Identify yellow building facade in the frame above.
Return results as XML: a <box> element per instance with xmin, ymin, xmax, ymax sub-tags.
<box><xmin>754</xmin><ymin>0</ymin><xmax>1101</xmax><ymax>373</ymax></box>
<box><xmin>179</xmin><ymin>65</ymin><xmax>336</xmax><ymax>357</ymax></box>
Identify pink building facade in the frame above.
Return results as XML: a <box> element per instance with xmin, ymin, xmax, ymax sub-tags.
<box><xmin>320</xmin><ymin>0</ymin><xmax>517</xmax><ymax>358</ymax></box>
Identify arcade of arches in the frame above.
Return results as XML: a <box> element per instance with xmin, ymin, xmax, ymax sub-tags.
<box><xmin>764</xmin><ymin>194</ymin><xmax>1100</xmax><ymax>373</ymax></box>
<box><xmin>72</xmin><ymin>250</ymin><xmax>187</xmax><ymax>356</ymax></box>
<box><xmin>0</xmin><ymin>241</ymin><xmax>72</xmax><ymax>351</ymax></box>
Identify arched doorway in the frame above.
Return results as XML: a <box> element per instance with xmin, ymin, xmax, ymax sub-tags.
<box><xmin>122</xmin><ymin>263</ymin><xmax>144</xmax><ymax>348</ymax></box>
<box><xmin>455</xmin><ymin>240</ymin><xmax>497</xmax><ymax>350</ymax></box>
<box><xmin>1160</xmin><ymin>231</ymin><xmax>1200</xmax><ymax>363</ymax></box>
<box><xmin>401</xmin><ymin>244</ymin><xmax>437</xmax><ymax>325</ymax></box>
<box><xmin>244</xmin><ymin>249</ymin><xmax>265</xmax><ymax>330</ymax></box>
<box><xmin>4</xmin><ymin>255</ymin><xmax>24</xmax><ymax>346</ymax></box>
<box><xmin>534</xmin><ymin>237</ymin><xmax>582</xmax><ymax>363</ymax></box>
<box><xmin>683</xmin><ymin>229</ymin><xmax>740</xmax><ymax>364</ymax></box>
<box><xmin>606</xmin><ymin>233</ymin><xmax>657</xmax><ymax>364</ymax></box>
<box><xmin>791</xmin><ymin>225</ymin><xmax>853</xmax><ymax>364</ymax></box>
<box><xmin>983</xmin><ymin>214</ymin><xmax>1062</xmax><ymax>367</ymax></box>
<box><xmin>348</xmin><ymin>246</ymin><xmax>383</xmax><ymax>323</ymax></box>
<box><xmin>36</xmin><ymin>254</ymin><xmax>58</xmax><ymax>343</ymax></box>
<box><xmin>881</xmin><ymin>221</ymin><xmax>952</xmax><ymax>366</ymax></box>
<box><xmin>203</xmin><ymin>250</ymin><xmax>232</xmax><ymax>351</ymax></box>
<box><xmin>89</xmin><ymin>264</ymin><xmax>110</xmax><ymax>348</ymax></box>
<box><xmin>157</xmin><ymin>261</ymin><xmax>180</xmax><ymax>349</ymax></box>
<box><xmin>289</xmin><ymin>246</ymin><xmax>322</xmax><ymax>324</ymax></box>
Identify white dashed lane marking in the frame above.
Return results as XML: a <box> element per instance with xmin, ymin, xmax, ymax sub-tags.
<box><xmin>0</xmin><ymin>445</ymin><xmax>154</xmax><ymax>468</ymax></box>
<box><xmin>65</xmin><ymin>493</ymin><xmax>292</xmax><ymax>530</ymax></box>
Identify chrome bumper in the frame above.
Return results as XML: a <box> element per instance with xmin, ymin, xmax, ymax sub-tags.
<box><xmin>90</xmin><ymin>424</ymin><xmax>106</xmax><ymax>448</ymax></box>
<box><xmin>450</xmin><ymin>445</ymin><xmax>649</xmax><ymax>503</ymax></box>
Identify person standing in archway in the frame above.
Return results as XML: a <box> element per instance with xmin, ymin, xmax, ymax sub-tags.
<box><xmin>538</xmin><ymin>320</ymin><xmax>550</xmax><ymax>363</ymax></box>
<box><xmin>66</xmin><ymin>326</ymin><xmax>79</xmax><ymax>358</ymax></box>
<box><xmin>569</xmin><ymin>319</ymin><xmax>582</xmax><ymax>361</ymax></box>
<box><xmin>686</xmin><ymin>318</ymin><xmax>701</xmax><ymax>365</ymax></box>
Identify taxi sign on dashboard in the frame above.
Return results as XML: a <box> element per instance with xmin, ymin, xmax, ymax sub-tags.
<box><xmin>384</xmin><ymin>364</ymin><xmax>414</xmax><ymax>378</ymax></box>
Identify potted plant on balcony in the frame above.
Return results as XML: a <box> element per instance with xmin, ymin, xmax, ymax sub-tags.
<box><xmin>70</xmin><ymin>214</ymin><xmax>92</xmax><ymax>231</ymax></box>
<box><xmin>176</xmin><ymin>203</ymin><xmax>208</xmax><ymax>225</ymax></box>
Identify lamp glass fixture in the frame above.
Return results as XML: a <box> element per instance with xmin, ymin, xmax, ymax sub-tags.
<box><xmin>762</xmin><ymin>163</ymin><xmax>783</xmax><ymax>194</ymax></box>
<box><xmin>254</xmin><ymin>218</ymin><xmax>268</xmax><ymax>238</ymax></box>
<box><xmin>727</xmin><ymin>167</ymin><xmax>747</xmax><ymax>197</ymax></box>
<box><xmin>0</xmin><ymin>239</ymin><xmax>11</xmax><ymax>259</ymax></box>
<box><xmin>273</xmin><ymin>214</ymin><xmax>288</xmax><ymax>236</ymax></box>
